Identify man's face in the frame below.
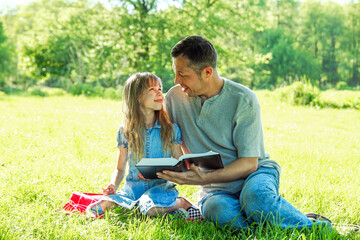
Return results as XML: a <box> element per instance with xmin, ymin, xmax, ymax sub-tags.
<box><xmin>172</xmin><ymin>56</ymin><xmax>205</xmax><ymax>97</ymax></box>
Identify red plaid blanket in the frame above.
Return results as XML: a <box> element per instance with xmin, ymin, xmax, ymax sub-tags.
<box><xmin>63</xmin><ymin>192</ymin><xmax>103</xmax><ymax>218</ymax></box>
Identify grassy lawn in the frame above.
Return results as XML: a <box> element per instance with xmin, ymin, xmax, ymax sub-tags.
<box><xmin>0</xmin><ymin>92</ymin><xmax>359</xmax><ymax>239</ymax></box>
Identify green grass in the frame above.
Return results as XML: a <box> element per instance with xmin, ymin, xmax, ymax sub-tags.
<box><xmin>0</xmin><ymin>92</ymin><xmax>359</xmax><ymax>239</ymax></box>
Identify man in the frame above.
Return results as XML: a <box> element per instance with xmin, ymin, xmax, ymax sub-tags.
<box><xmin>157</xmin><ymin>35</ymin><xmax>331</xmax><ymax>230</ymax></box>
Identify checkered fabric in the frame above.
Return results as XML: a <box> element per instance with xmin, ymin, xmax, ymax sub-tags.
<box><xmin>187</xmin><ymin>206</ymin><xmax>202</xmax><ymax>220</ymax></box>
<box><xmin>168</xmin><ymin>208</ymin><xmax>189</xmax><ymax>220</ymax></box>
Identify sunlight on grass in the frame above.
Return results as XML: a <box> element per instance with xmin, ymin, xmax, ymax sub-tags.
<box><xmin>1</xmin><ymin>93</ymin><xmax>359</xmax><ymax>239</ymax></box>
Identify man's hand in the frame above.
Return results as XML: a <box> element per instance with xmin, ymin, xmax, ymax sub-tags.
<box><xmin>158</xmin><ymin>157</ymin><xmax>258</xmax><ymax>185</ymax></box>
<box><xmin>156</xmin><ymin>164</ymin><xmax>208</xmax><ymax>185</ymax></box>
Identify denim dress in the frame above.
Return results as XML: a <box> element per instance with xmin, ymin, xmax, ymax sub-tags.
<box><xmin>90</xmin><ymin>121</ymin><xmax>182</xmax><ymax>216</ymax></box>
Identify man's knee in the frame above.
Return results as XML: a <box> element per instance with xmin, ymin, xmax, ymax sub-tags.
<box><xmin>241</xmin><ymin>181</ymin><xmax>280</xmax><ymax>223</ymax></box>
<box><xmin>202</xmin><ymin>195</ymin><xmax>225</xmax><ymax>220</ymax></box>
<box><xmin>241</xmin><ymin>170</ymin><xmax>279</xmax><ymax>209</ymax></box>
<box><xmin>202</xmin><ymin>194</ymin><xmax>247</xmax><ymax>228</ymax></box>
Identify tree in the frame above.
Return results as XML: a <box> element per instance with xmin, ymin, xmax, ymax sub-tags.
<box><xmin>299</xmin><ymin>0</ymin><xmax>344</xmax><ymax>87</ymax></box>
<box><xmin>0</xmin><ymin>22</ymin><xmax>14</xmax><ymax>88</ymax></box>
<box><xmin>1</xmin><ymin>0</ymin><xmax>358</xmax><ymax>90</ymax></box>
<box><xmin>258</xmin><ymin>28</ymin><xmax>321</xmax><ymax>87</ymax></box>
<box><xmin>343</xmin><ymin>1</ymin><xmax>360</xmax><ymax>87</ymax></box>
<box><xmin>273</xmin><ymin>0</ymin><xmax>299</xmax><ymax>34</ymax></box>
<box><xmin>319</xmin><ymin>2</ymin><xmax>344</xmax><ymax>86</ymax></box>
<box><xmin>10</xmin><ymin>0</ymin><xmax>119</xmax><ymax>88</ymax></box>
<box><xmin>298</xmin><ymin>0</ymin><xmax>323</xmax><ymax>59</ymax></box>
<box><xmin>166</xmin><ymin>0</ymin><xmax>270</xmax><ymax>87</ymax></box>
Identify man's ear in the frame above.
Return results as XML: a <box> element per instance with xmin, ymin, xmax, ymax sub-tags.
<box><xmin>202</xmin><ymin>66</ymin><xmax>213</xmax><ymax>79</ymax></box>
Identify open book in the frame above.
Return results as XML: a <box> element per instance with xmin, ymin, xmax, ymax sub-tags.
<box><xmin>135</xmin><ymin>151</ymin><xmax>224</xmax><ymax>179</ymax></box>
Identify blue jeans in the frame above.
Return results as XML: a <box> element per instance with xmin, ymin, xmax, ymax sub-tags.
<box><xmin>199</xmin><ymin>167</ymin><xmax>332</xmax><ymax>230</ymax></box>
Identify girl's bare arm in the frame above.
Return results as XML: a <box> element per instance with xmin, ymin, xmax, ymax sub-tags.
<box><xmin>103</xmin><ymin>146</ymin><xmax>128</xmax><ymax>195</ymax></box>
<box><xmin>171</xmin><ymin>143</ymin><xmax>183</xmax><ymax>159</ymax></box>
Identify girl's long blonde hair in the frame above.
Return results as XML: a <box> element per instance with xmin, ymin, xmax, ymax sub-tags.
<box><xmin>123</xmin><ymin>72</ymin><xmax>173</xmax><ymax>162</ymax></box>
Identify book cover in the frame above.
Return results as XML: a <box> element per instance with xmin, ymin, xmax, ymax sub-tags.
<box><xmin>135</xmin><ymin>151</ymin><xmax>223</xmax><ymax>179</ymax></box>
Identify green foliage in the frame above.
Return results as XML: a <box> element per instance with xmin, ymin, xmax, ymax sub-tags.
<box><xmin>68</xmin><ymin>83</ymin><xmax>123</xmax><ymax>99</ymax></box>
<box><xmin>27</xmin><ymin>86</ymin><xmax>47</xmax><ymax>96</ymax></box>
<box><xmin>1</xmin><ymin>85</ymin><xmax>22</xmax><ymax>95</ymax></box>
<box><xmin>43</xmin><ymin>87</ymin><xmax>68</xmax><ymax>96</ymax></box>
<box><xmin>0</xmin><ymin>0</ymin><xmax>272</xmax><ymax>90</ymax></box>
<box><xmin>345</xmin><ymin>2</ymin><xmax>360</xmax><ymax>87</ymax></box>
<box><xmin>258</xmin><ymin>28</ymin><xmax>321</xmax><ymax>87</ymax></box>
<box><xmin>0</xmin><ymin>0</ymin><xmax>360</xmax><ymax>91</ymax></box>
<box><xmin>276</xmin><ymin>82</ymin><xmax>360</xmax><ymax>109</ymax></box>
<box><xmin>69</xmin><ymin>83</ymin><xmax>83</xmax><ymax>96</ymax></box>
<box><xmin>336</xmin><ymin>81</ymin><xmax>349</xmax><ymax>90</ymax></box>
<box><xmin>0</xmin><ymin>22</ymin><xmax>15</xmax><ymax>88</ymax></box>
<box><xmin>319</xmin><ymin>90</ymin><xmax>360</xmax><ymax>110</ymax></box>
<box><xmin>80</xmin><ymin>83</ymin><xmax>97</xmax><ymax>97</ymax></box>
<box><xmin>104</xmin><ymin>86</ymin><xmax>123</xmax><ymax>100</ymax></box>
<box><xmin>43</xmin><ymin>76</ymin><xmax>69</xmax><ymax>89</ymax></box>
<box><xmin>26</xmin><ymin>86</ymin><xmax>67</xmax><ymax>97</ymax></box>
<box><xmin>276</xmin><ymin>81</ymin><xmax>320</xmax><ymax>106</ymax></box>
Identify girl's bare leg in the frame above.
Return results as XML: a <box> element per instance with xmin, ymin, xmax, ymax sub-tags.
<box><xmin>146</xmin><ymin>197</ymin><xmax>192</xmax><ymax>217</ymax></box>
<box><xmin>100</xmin><ymin>200</ymin><xmax>117</xmax><ymax>213</ymax></box>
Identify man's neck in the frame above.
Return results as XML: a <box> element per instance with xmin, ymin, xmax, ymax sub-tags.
<box><xmin>199</xmin><ymin>75</ymin><xmax>224</xmax><ymax>102</ymax></box>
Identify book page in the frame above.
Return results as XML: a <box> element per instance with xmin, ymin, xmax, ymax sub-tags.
<box><xmin>136</xmin><ymin>157</ymin><xmax>179</xmax><ymax>166</ymax></box>
<box><xmin>179</xmin><ymin>151</ymin><xmax>217</xmax><ymax>161</ymax></box>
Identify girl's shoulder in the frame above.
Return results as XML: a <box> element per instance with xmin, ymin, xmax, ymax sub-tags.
<box><xmin>172</xmin><ymin>123</ymin><xmax>181</xmax><ymax>133</ymax></box>
<box><xmin>171</xmin><ymin>123</ymin><xmax>182</xmax><ymax>143</ymax></box>
<box><xmin>117</xmin><ymin>125</ymin><xmax>128</xmax><ymax>148</ymax></box>
<box><xmin>117</xmin><ymin>125</ymin><xmax>125</xmax><ymax>135</ymax></box>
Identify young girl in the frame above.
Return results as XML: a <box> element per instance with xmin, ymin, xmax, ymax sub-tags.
<box><xmin>88</xmin><ymin>72</ymin><xmax>195</xmax><ymax>218</ymax></box>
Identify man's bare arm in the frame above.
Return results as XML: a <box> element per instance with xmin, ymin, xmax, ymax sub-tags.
<box><xmin>157</xmin><ymin>157</ymin><xmax>258</xmax><ymax>185</ymax></box>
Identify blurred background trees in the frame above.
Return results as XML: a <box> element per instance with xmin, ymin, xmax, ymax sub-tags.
<box><xmin>0</xmin><ymin>0</ymin><xmax>359</xmax><ymax>93</ymax></box>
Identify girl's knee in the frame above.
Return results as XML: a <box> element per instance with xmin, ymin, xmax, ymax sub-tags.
<box><xmin>100</xmin><ymin>200</ymin><xmax>115</xmax><ymax>212</ymax></box>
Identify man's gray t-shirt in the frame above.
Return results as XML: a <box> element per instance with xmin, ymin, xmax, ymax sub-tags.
<box><xmin>165</xmin><ymin>78</ymin><xmax>281</xmax><ymax>197</ymax></box>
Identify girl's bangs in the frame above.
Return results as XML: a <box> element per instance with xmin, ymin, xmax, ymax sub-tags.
<box><xmin>145</xmin><ymin>77</ymin><xmax>162</xmax><ymax>88</ymax></box>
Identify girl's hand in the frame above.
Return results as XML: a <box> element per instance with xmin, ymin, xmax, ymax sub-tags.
<box><xmin>102</xmin><ymin>184</ymin><xmax>116</xmax><ymax>196</ymax></box>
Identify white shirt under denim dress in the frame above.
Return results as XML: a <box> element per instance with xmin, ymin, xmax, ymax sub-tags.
<box><xmin>88</xmin><ymin>121</ymin><xmax>182</xmax><ymax>217</ymax></box>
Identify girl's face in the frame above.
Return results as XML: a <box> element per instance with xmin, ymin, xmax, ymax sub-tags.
<box><xmin>139</xmin><ymin>80</ymin><xmax>164</xmax><ymax>113</ymax></box>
